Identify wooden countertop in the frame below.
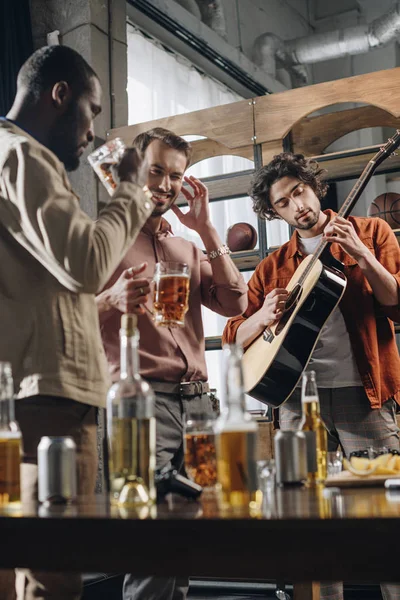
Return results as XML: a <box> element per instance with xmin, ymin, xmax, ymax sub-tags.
<box><xmin>1</xmin><ymin>485</ymin><xmax>399</xmax><ymax>584</ymax></box>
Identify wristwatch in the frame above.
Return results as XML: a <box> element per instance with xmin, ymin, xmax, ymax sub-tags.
<box><xmin>208</xmin><ymin>244</ymin><xmax>232</xmax><ymax>261</ymax></box>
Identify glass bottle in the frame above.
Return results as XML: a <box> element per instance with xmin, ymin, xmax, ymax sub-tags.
<box><xmin>299</xmin><ymin>370</ymin><xmax>328</xmax><ymax>486</ymax></box>
<box><xmin>214</xmin><ymin>344</ymin><xmax>260</xmax><ymax>515</ymax></box>
<box><xmin>107</xmin><ymin>314</ymin><xmax>156</xmax><ymax>507</ymax></box>
<box><xmin>0</xmin><ymin>362</ymin><xmax>22</xmax><ymax>506</ymax></box>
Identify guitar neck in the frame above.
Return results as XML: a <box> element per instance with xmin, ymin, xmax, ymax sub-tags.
<box><xmin>298</xmin><ymin>159</ymin><xmax>378</xmax><ymax>285</ymax></box>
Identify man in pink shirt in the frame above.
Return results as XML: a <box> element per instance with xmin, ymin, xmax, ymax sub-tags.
<box><xmin>96</xmin><ymin>127</ymin><xmax>247</xmax><ymax>600</ymax></box>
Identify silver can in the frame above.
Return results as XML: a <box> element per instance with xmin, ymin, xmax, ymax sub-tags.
<box><xmin>274</xmin><ymin>430</ymin><xmax>307</xmax><ymax>486</ymax></box>
<box><xmin>38</xmin><ymin>436</ymin><xmax>77</xmax><ymax>504</ymax></box>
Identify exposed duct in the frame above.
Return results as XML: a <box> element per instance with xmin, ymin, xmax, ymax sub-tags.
<box><xmin>253</xmin><ymin>2</ymin><xmax>400</xmax><ymax>86</ymax></box>
<box><xmin>175</xmin><ymin>0</ymin><xmax>227</xmax><ymax>39</ymax></box>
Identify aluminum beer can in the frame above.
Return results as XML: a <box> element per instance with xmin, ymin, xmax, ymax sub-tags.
<box><xmin>38</xmin><ymin>436</ymin><xmax>77</xmax><ymax>504</ymax></box>
<box><xmin>274</xmin><ymin>430</ymin><xmax>307</xmax><ymax>486</ymax></box>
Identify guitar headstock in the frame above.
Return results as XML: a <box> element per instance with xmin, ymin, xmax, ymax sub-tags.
<box><xmin>374</xmin><ymin>129</ymin><xmax>400</xmax><ymax>168</ymax></box>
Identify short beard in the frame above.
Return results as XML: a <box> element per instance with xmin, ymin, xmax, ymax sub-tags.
<box><xmin>48</xmin><ymin>105</ymin><xmax>81</xmax><ymax>171</ymax></box>
<box><xmin>150</xmin><ymin>196</ymin><xmax>176</xmax><ymax>217</ymax></box>
<box><xmin>293</xmin><ymin>210</ymin><xmax>319</xmax><ymax>231</ymax></box>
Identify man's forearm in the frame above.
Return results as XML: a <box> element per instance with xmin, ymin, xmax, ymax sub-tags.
<box><xmin>358</xmin><ymin>251</ymin><xmax>399</xmax><ymax>306</ymax></box>
<box><xmin>236</xmin><ymin>312</ymin><xmax>266</xmax><ymax>349</ymax></box>
<box><xmin>198</xmin><ymin>223</ymin><xmax>242</xmax><ymax>283</ymax></box>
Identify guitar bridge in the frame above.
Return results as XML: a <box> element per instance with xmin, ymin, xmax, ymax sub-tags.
<box><xmin>263</xmin><ymin>328</ymin><xmax>274</xmax><ymax>343</ymax></box>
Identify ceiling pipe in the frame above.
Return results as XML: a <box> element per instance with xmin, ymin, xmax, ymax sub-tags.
<box><xmin>253</xmin><ymin>2</ymin><xmax>400</xmax><ymax>86</ymax></box>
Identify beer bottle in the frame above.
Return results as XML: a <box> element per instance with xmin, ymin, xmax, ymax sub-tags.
<box><xmin>107</xmin><ymin>314</ymin><xmax>156</xmax><ymax>508</ymax></box>
<box><xmin>0</xmin><ymin>362</ymin><xmax>22</xmax><ymax>506</ymax></box>
<box><xmin>299</xmin><ymin>370</ymin><xmax>328</xmax><ymax>486</ymax></box>
<box><xmin>215</xmin><ymin>344</ymin><xmax>260</xmax><ymax>515</ymax></box>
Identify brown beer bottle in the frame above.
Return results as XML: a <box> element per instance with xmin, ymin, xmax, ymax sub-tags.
<box><xmin>299</xmin><ymin>370</ymin><xmax>328</xmax><ymax>487</ymax></box>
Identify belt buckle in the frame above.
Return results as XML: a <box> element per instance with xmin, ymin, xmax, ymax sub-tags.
<box><xmin>180</xmin><ymin>381</ymin><xmax>202</xmax><ymax>396</ymax></box>
<box><xmin>179</xmin><ymin>381</ymin><xmax>192</xmax><ymax>396</ymax></box>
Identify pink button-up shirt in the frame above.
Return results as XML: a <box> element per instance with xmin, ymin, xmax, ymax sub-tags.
<box><xmin>100</xmin><ymin>219</ymin><xmax>248</xmax><ymax>383</ymax></box>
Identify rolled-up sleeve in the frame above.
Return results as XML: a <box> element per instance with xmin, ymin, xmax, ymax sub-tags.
<box><xmin>0</xmin><ymin>141</ymin><xmax>153</xmax><ymax>294</ymax></box>
<box><xmin>222</xmin><ymin>264</ymin><xmax>267</xmax><ymax>344</ymax></box>
<box><xmin>373</xmin><ymin>219</ymin><xmax>400</xmax><ymax>322</ymax></box>
<box><xmin>199</xmin><ymin>251</ymin><xmax>248</xmax><ymax>317</ymax></box>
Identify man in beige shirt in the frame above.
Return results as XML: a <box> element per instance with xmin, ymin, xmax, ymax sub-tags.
<box><xmin>96</xmin><ymin>127</ymin><xmax>248</xmax><ymax>600</ymax></box>
<box><xmin>0</xmin><ymin>45</ymin><xmax>154</xmax><ymax>600</ymax></box>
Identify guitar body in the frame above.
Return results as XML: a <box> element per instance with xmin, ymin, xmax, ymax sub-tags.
<box><xmin>241</xmin><ymin>128</ymin><xmax>400</xmax><ymax>408</ymax></box>
<box><xmin>243</xmin><ymin>252</ymin><xmax>347</xmax><ymax>408</ymax></box>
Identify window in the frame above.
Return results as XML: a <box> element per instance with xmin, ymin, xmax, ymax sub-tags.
<box><xmin>127</xmin><ymin>25</ymin><xmax>288</xmax><ymax>408</ymax></box>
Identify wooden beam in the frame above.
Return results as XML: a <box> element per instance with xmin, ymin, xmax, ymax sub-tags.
<box><xmin>189</xmin><ymin>139</ymin><xmax>254</xmax><ymax>166</ymax></box>
<box><xmin>176</xmin><ymin>170</ymin><xmax>254</xmax><ymax>205</ymax></box>
<box><xmin>231</xmin><ymin>249</ymin><xmax>261</xmax><ymax>271</ymax></box>
<box><xmin>259</xmin><ymin>143</ymin><xmax>400</xmax><ymax>182</ymax></box>
<box><xmin>254</xmin><ymin>67</ymin><xmax>400</xmax><ymax>146</ymax></box>
<box><xmin>315</xmin><ymin>145</ymin><xmax>400</xmax><ymax>181</ymax></box>
<box><xmin>107</xmin><ymin>97</ymin><xmax>255</xmax><ymax>150</ymax></box>
<box><xmin>292</xmin><ymin>106</ymin><xmax>400</xmax><ymax>157</ymax></box>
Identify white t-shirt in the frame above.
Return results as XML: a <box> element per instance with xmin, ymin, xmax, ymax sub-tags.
<box><xmin>298</xmin><ymin>234</ymin><xmax>362</xmax><ymax>388</ymax></box>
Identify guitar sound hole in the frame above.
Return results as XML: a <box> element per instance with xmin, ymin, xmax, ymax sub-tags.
<box><xmin>285</xmin><ymin>284</ymin><xmax>302</xmax><ymax>311</ymax></box>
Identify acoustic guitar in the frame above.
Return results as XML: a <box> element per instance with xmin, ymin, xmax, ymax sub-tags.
<box><xmin>242</xmin><ymin>130</ymin><xmax>400</xmax><ymax>408</ymax></box>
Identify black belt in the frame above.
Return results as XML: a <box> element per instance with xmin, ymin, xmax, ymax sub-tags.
<box><xmin>148</xmin><ymin>380</ymin><xmax>210</xmax><ymax>397</ymax></box>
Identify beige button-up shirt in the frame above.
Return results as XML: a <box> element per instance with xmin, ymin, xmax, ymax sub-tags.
<box><xmin>100</xmin><ymin>219</ymin><xmax>248</xmax><ymax>383</ymax></box>
<box><xmin>0</xmin><ymin>120</ymin><xmax>153</xmax><ymax>407</ymax></box>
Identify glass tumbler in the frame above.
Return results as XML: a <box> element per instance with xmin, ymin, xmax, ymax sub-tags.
<box><xmin>88</xmin><ymin>137</ymin><xmax>126</xmax><ymax>195</ymax></box>
<box><xmin>184</xmin><ymin>412</ymin><xmax>217</xmax><ymax>488</ymax></box>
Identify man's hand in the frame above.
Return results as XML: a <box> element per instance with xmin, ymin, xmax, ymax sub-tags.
<box><xmin>324</xmin><ymin>216</ymin><xmax>369</xmax><ymax>262</ymax></box>
<box><xmin>170</xmin><ymin>175</ymin><xmax>211</xmax><ymax>234</ymax></box>
<box><xmin>117</xmin><ymin>148</ymin><xmax>149</xmax><ymax>189</ymax></box>
<box><xmin>108</xmin><ymin>262</ymin><xmax>150</xmax><ymax>315</ymax></box>
<box><xmin>260</xmin><ymin>288</ymin><xmax>289</xmax><ymax>324</ymax></box>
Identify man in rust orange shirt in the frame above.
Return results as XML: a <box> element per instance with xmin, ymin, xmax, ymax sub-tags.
<box><xmin>223</xmin><ymin>152</ymin><xmax>400</xmax><ymax>600</ymax></box>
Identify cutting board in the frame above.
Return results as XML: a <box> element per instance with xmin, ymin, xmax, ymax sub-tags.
<box><xmin>326</xmin><ymin>470</ymin><xmax>400</xmax><ymax>488</ymax></box>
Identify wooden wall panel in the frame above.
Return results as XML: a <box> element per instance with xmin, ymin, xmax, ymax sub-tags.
<box><xmin>254</xmin><ymin>67</ymin><xmax>400</xmax><ymax>146</ymax></box>
<box><xmin>107</xmin><ymin>98</ymin><xmax>254</xmax><ymax>151</ymax></box>
<box><xmin>188</xmin><ymin>139</ymin><xmax>254</xmax><ymax>166</ymax></box>
<box><xmin>292</xmin><ymin>106</ymin><xmax>400</xmax><ymax>157</ymax></box>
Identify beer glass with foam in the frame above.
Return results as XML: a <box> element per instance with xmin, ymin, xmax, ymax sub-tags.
<box><xmin>153</xmin><ymin>261</ymin><xmax>190</xmax><ymax>328</ymax></box>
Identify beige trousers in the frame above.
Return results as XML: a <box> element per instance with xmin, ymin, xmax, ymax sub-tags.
<box><xmin>0</xmin><ymin>396</ymin><xmax>98</xmax><ymax>600</ymax></box>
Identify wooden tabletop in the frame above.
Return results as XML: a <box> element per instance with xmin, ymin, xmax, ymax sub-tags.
<box><xmin>1</xmin><ymin>485</ymin><xmax>400</xmax><ymax>584</ymax></box>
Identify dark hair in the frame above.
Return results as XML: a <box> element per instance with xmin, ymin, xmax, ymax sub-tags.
<box><xmin>249</xmin><ymin>152</ymin><xmax>328</xmax><ymax>220</ymax></box>
<box><xmin>133</xmin><ymin>127</ymin><xmax>192</xmax><ymax>167</ymax></box>
<box><xmin>17</xmin><ymin>45</ymin><xmax>98</xmax><ymax>103</ymax></box>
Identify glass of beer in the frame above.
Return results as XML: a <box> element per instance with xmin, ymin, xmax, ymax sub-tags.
<box><xmin>184</xmin><ymin>413</ymin><xmax>217</xmax><ymax>488</ymax></box>
<box><xmin>88</xmin><ymin>137</ymin><xmax>126</xmax><ymax>195</ymax></box>
<box><xmin>153</xmin><ymin>261</ymin><xmax>190</xmax><ymax>328</ymax></box>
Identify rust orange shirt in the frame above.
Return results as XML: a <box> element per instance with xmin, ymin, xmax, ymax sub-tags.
<box><xmin>223</xmin><ymin>210</ymin><xmax>400</xmax><ymax>409</ymax></box>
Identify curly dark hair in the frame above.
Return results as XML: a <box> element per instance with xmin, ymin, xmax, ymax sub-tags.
<box><xmin>249</xmin><ymin>152</ymin><xmax>328</xmax><ymax>221</ymax></box>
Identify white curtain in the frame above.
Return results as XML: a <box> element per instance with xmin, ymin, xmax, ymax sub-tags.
<box><xmin>127</xmin><ymin>25</ymin><xmax>288</xmax><ymax>408</ymax></box>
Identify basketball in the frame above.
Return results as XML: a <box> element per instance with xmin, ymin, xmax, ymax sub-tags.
<box><xmin>367</xmin><ymin>192</ymin><xmax>400</xmax><ymax>229</ymax></box>
<box><xmin>226</xmin><ymin>222</ymin><xmax>258</xmax><ymax>252</ymax></box>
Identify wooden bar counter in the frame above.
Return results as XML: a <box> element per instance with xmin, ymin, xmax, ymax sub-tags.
<box><xmin>0</xmin><ymin>485</ymin><xmax>399</xmax><ymax>596</ymax></box>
